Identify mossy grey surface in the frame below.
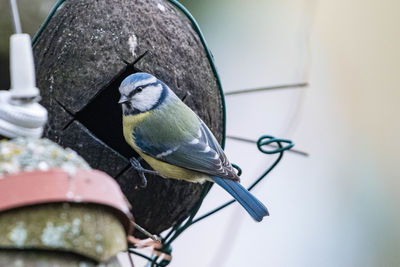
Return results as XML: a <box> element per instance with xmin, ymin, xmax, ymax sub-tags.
<box><xmin>0</xmin><ymin>203</ymin><xmax>127</xmax><ymax>262</ymax></box>
<box><xmin>0</xmin><ymin>137</ymin><xmax>90</xmax><ymax>177</ymax></box>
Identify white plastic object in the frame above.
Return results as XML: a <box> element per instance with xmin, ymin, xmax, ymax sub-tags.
<box><xmin>0</xmin><ymin>33</ymin><xmax>48</xmax><ymax>138</ymax></box>
<box><xmin>9</xmin><ymin>33</ymin><xmax>39</xmax><ymax>99</ymax></box>
<box><xmin>0</xmin><ymin>91</ymin><xmax>47</xmax><ymax>138</ymax></box>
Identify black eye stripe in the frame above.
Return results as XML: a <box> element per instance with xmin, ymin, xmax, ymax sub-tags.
<box><xmin>128</xmin><ymin>90</ymin><xmax>135</xmax><ymax>98</ymax></box>
<box><xmin>128</xmin><ymin>82</ymin><xmax>159</xmax><ymax>97</ymax></box>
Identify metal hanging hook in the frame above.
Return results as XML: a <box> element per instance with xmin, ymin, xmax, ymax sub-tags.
<box><xmin>9</xmin><ymin>0</ymin><xmax>22</xmax><ymax>34</ymax></box>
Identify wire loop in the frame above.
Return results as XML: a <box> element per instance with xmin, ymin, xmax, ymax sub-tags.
<box><xmin>231</xmin><ymin>163</ymin><xmax>242</xmax><ymax>176</ymax></box>
<box><xmin>257</xmin><ymin>135</ymin><xmax>294</xmax><ymax>154</ymax></box>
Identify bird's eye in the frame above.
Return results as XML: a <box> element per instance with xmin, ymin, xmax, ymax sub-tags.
<box><xmin>136</xmin><ymin>86</ymin><xmax>143</xmax><ymax>92</ymax></box>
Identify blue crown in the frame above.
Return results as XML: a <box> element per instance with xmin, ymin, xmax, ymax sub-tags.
<box><xmin>121</xmin><ymin>72</ymin><xmax>156</xmax><ymax>87</ymax></box>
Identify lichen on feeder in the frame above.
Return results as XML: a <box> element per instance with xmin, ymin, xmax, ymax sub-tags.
<box><xmin>0</xmin><ymin>203</ymin><xmax>126</xmax><ymax>262</ymax></box>
<box><xmin>0</xmin><ymin>137</ymin><xmax>90</xmax><ymax>177</ymax></box>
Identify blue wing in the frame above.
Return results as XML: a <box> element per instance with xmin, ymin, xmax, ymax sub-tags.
<box><xmin>134</xmin><ymin>116</ymin><xmax>239</xmax><ymax>181</ymax></box>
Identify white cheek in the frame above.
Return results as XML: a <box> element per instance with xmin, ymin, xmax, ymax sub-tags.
<box><xmin>131</xmin><ymin>84</ymin><xmax>163</xmax><ymax>111</ymax></box>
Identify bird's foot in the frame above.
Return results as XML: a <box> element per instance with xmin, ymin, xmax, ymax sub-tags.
<box><xmin>129</xmin><ymin>157</ymin><xmax>158</xmax><ymax>188</ymax></box>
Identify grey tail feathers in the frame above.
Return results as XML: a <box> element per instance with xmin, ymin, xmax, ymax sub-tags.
<box><xmin>211</xmin><ymin>176</ymin><xmax>269</xmax><ymax>222</ymax></box>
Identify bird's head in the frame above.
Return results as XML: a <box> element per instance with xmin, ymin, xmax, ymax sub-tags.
<box><xmin>118</xmin><ymin>72</ymin><xmax>168</xmax><ymax>115</ymax></box>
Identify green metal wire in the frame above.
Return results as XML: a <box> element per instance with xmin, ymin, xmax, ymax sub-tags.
<box><xmin>32</xmin><ymin>0</ymin><xmax>65</xmax><ymax>45</ymax></box>
<box><xmin>224</xmin><ymin>82</ymin><xmax>308</xmax><ymax>96</ymax></box>
<box><xmin>32</xmin><ymin>1</ymin><xmax>295</xmax><ymax>266</ymax></box>
<box><xmin>128</xmin><ymin>249</ymin><xmax>157</xmax><ymax>263</ymax></box>
<box><xmin>192</xmin><ymin>136</ymin><xmax>289</xmax><ymax>225</ymax></box>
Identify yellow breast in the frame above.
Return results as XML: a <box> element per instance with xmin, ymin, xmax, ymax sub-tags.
<box><xmin>122</xmin><ymin>112</ymin><xmax>150</xmax><ymax>151</ymax></box>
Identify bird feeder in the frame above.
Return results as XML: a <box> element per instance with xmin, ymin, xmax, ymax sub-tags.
<box><xmin>33</xmin><ymin>0</ymin><xmax>225</xmax><ymax>237</ymax></box>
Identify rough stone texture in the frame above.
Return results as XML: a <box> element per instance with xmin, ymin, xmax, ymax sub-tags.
<box><xmin>0</xmin><ymin>203</ymin><xmax>126</xmax><ymax>263</ymax></box>
<box><xmin>0</xmin><ymin>250</ymin><xmax>121</xmax><ymax>266</ymax></box>
<box><xmin>33</xmin><ymin>0</ymin><xmax>224</xmax><ymax>237</ymax></box>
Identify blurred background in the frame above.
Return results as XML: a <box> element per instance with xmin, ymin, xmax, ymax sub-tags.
<box><xmin>1</xmin><ymin>0</ymin><xmax>399</xmax><ymax>266</ymax></box>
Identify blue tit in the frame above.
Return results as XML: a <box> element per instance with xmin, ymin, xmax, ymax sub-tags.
<box><xmin>119</xmin><ymin>72</ymin><xmax>268</xmax><ymax>222</ymax></box>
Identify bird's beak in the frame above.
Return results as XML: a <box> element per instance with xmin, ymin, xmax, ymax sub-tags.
<box><xmin>118</xmin><ymin>95</ymin><xmax>129</xmax><ymax>104</ymax></box>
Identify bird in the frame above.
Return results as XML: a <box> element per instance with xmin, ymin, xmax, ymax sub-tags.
<box><xmin>119</xmin><ymin>72</ymin><xmax>268</xmax><ymax>222</ymax></box>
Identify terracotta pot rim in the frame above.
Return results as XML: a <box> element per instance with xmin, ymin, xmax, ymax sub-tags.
<box><xmin>0</xmin><ymin>169</ymin><xmax>133</xmax><ymax>234</ymax></box>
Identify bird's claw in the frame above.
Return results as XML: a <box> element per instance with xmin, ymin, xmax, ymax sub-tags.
<box><xmin>137</xmin><ymin>171</ymin><xmax>147</xmax><ymax>188</ymax></box>
<box><xmin>129</xmin><ymin>157</ymin><xmax>158</xmax><ymax>188</ymax></box>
